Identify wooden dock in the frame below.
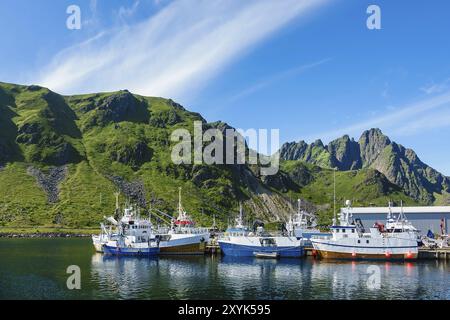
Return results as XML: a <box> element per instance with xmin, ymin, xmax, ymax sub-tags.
<box><xmin>205</xmin><ymin>238</ymin><xmax>221</xmax><ymax>255</ymax></box>
<box><xmin>418</xmin><ymin>247</ymin><xmax>450</xmax><ymax>260</ymax></box>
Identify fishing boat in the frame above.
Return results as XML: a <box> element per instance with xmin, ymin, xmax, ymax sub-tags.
<box><xmin>102</xmin><ymin>207</ymin><xmax>159</xmax><ymax>256</ymax></box>
<box><xmin>286</xmin><ymin>199</ymin><xmax>331</xmax><ymax>245</ymax></box>
<box><xmin>92</xmin><ymin>223</ymin><xmax>115</xmax><ymax>253</ymax></box>
<box><xmin>155</xmin><ymin>188</ymin><xmax>210</xmax><ymax>255</ymax></box>
<box><xmin>218</xmin><ymin>204</ymin><xmax>304</xmax><ymax>258</ymax></box>
<box><xmin>92</xmin><ymin>193</ymin><xmax>123</xmax><ymax>253</ymax></box>
<box><xmin>93</xmin><ymin>190</ymin><xmax>209</xmax><ymax>255</ymax></box>
<box><xmin>103</xmin><ymin>238</ymin><xmax>159</xmax><ymax>256</ymax></box>
<box><xmin>311</xmin><ymin>200</ymin><xmax>418</xmax><ymax>260</ymax></box>
<box><xmin>102</xmin><ymin>205</ymin><xmax>160</xmax><ymax>256</ymax></box>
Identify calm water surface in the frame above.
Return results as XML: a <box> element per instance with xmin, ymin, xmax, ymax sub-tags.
<box><xmin>0</xmin><ymin>238</ymin><xmax>448</xmax><ymax>300</ymax></box>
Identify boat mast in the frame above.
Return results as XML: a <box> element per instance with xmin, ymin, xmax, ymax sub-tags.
<box><xmin>236</xmin><ymin>202</ymin><xmax>244</xmax><ymax>228</ymax></box>
<box><xmin>114</xmin><ymin>192</ymin><xmax>120</xmax><ymax>217</ymax></box>
<box><xmin>178</xmin><ymin>187</ymin><xmax>182</xmax><ymax>215</ymax></box>
<box><xmin>333</xmin><ymin>167</ymin><xmax>337</xmax><ymax>225</ymax></box>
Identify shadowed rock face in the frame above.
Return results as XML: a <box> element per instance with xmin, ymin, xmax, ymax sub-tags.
<box><xmin>280</xmin><ymin>128</ymin><xmax>450</xmax><ymax>203</ymax></box>
<box><xmin>359</xmin><ymin>128</ymin><xmax>391</xmax><ymax>167</ymax></box>
<box><xmin>108</xmin><ymin>141</ymin><xmax>153</xmax><ymax>169</ymax></box>
<box><xmin>86</xmin><ymin>91</ymin><xmax>150</xmax><ymax>128</ymax></box>
<box><xmin>327</xmin><ymin>135</ymin><xmax>361</xmax><ymax>170</ymax></box>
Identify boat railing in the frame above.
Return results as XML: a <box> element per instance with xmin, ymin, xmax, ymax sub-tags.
<box><xmin>311</xmin><ymin>235</ymin><xmax>332</xmax><ymax>240</ymax></box>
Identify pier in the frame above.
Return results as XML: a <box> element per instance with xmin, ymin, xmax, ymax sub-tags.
<box><xmin>205</xmin><ymin>238</ymin><xmax>221</xmax><ymax>255</ymax></box>
<box><xmin>418</xmin><ymin>247</ymin><xmax>450</xmax><ymax>260</ymax></box>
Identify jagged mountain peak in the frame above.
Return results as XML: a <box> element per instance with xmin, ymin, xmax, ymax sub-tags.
<box><xmin>280</xmin><ymin>128</ymin><xmax>450</xmax><ymax>204</ymax></box>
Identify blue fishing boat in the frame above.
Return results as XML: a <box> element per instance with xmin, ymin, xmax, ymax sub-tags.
<box><xmin>218</xmin><ymin>204</ymin><xmax>304</xmax><ymax>258</ymax></box>
<box><xmin>103</xmin><ymin>242</ymin><xmax>160</xmax><ymax>256</ymax></box>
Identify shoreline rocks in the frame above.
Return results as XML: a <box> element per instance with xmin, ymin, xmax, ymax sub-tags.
<box><xmin>0</xmin><ymin>232</ymin><xmax>93</xmax><ymax>238</ymax></box>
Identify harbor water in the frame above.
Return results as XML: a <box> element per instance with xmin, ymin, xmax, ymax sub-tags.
<box><xmin>0</xmin><ymin>238</ymin><xmax>448</xmax><ymax>300</ymax></box>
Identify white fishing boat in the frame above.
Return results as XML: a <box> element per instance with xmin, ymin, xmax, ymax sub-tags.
<box><xmin>286</xmin><ymin>199</ymin><xmax>331</xmax><ymax>244</ymax></box>
<box><xmin>155</xmin><ymin>188</ymin><xmax>210</xmax><ymax>255</ymax></box>
<box><xmin>311</xmin><ymin>200</ymin><xmax>418</xmax><ymax>260</ymax></box>
<box><xmin>92</xmin><ymin>222</ymin><xmax>116</xmax><ymax>253</ymax></box>
<box><xmin>218</xmin><ymin>204</ymin><xmax>304</xmax><ymax>258</ymax></box>
<box><xmin>102</xmin><ymin>207</ymin><xmax>159</xmax><ymax>256</ymax></box>
<box><xmin>93</xmin><ymin>189</ymin><xmax>210</xmax><ymax>255</ymax></box>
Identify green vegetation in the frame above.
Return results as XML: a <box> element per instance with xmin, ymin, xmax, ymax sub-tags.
<box><xmin>0</xmin><ymin>82</ymin><xmax>429</xmax><ymax>233</ymax></box>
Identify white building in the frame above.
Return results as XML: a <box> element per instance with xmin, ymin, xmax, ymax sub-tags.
<box><xmin>341</xmin><ymin>205</ymin><xmax>450</xmax><ymax>236</ymax></box>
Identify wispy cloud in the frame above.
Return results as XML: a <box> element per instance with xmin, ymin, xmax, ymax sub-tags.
<box><xmin>227</xmin><ymin>58</ymin><xmax>331</xmax><ymax>103</ymax></box>
<box><xmin>304</xmin><ymin>90</ymin><xmax>450</xmax><ymax>142</ymax></box>
<box><xmin>116</xmin><ymin>0</ymin><xmax>141</xmax><ymax>23</ymax></box>
<box><xmin>34</xmin><ymin>0</ymin><xmax>331</xmax><ymax>100</ymax></box>
<box><xmin>420</xmin><ymin>78</ymin><xmax>450</xmax><ymax>95</ymax></box>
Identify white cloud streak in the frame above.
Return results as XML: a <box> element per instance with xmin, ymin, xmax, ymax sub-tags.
<box><xmin>228</xmin><ymin>58</ymin><xmax>331</xmax><ymax>103</ymax></box>
<box><xmin>420</xmin><ymin>78</ymin><xmax>450</xmax><ymax>95</ymax></box>
<box><xmin>35</xmin><ymin>0</ymin><xmax>330</xmax><ymax>100</ymax></box>
<box><xmin>303</xmin><ymin>90</ymin><xmax>450</xmax><ymax>143</ymax></box>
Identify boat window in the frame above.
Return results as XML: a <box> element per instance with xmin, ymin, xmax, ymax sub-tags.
<box><xmin>366</xmin><ymin>240</ymin><xmax>369</xmax><ymax>244</ymax></box>
<box><xmin>260</xmin><ymin>238</ymin><xmax>276</xmax><ymax>247</ymax></box>
<box><xmin>342</xmin><ymin>229</ymin><xmax>346</xmax><ymax>233</ymax></box>
<box><xmin>357</xmin><ymin>240</ymin><xmax>360</xmax><ymax>244</ymax></box>
<box><xmin>336</xmin><ymin>229</ymin><xmax>339</xmax><ymax>233</ymax></box>
<box><xmin>351</xmin><ymin>229</ymin><xmax>355</xmax><ymax>233</ymax></box>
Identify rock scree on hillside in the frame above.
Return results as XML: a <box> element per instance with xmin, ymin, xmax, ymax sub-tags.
<box><xmin>27</xmin><ymin>166</ymin><xmax>68</xmax><ymax>203</ymax></box>
<box><xmin>109</xmin><ymin>176</ymin><xmax>147</xmax><ymax>208</ymax></box>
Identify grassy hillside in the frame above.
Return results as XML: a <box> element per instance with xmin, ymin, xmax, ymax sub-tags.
<box><xmin>0</xmin><ymin>82</ymin><xmax>423</xmax><ymax>231</ymax></box>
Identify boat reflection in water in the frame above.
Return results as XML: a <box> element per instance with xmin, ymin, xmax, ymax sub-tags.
<box><xmin>308</xmin><ymin>259</ymin><xmax>423</xmax><ymax>299</ymax></box>
<box><xmin>90</xmin><ymin>252</ymin><xmax>447</xmax><ymax>300</ymax></box>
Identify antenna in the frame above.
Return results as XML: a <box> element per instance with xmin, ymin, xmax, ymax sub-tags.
<box><xmin>239</xmin><ymin>202</ymin><xmax>243</xmax><ymax>219</ymax></box>
<box><xmin>178</xmin><ymin>187</ymin><xmax>182</xmax><ymax>211</ymax></box>
<box><xmin>333</xmin><ymin>167</ymin><xmax>337</xmax><ymax>223</ymax></box>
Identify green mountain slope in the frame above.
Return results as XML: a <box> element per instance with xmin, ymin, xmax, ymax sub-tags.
<box><xmin>0</xmin><ymin>82</ymin><xmax>425</xmax><ymax>230</ymax></box>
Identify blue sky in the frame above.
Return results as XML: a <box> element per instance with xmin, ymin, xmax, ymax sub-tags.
<box><xmin>1</xmin><ymin>0</ymin><xmax>450</xmax><ymax>175</ymax></box>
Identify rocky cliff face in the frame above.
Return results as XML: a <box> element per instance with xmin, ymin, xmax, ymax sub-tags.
<box><xmin>281</xmin><ymin>128</ymin><xmax>450</xmax><ymax>203</ymax></box>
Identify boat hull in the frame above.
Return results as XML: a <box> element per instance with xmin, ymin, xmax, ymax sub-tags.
<box><xmin>103</xmin><ymin>245</ymin><xmax>160</xmax><ymax>256</ymax></box>
<box><xmin>311</xmin><ymin>239</ymin><xmax>418</xmax><ymax>261</ymax></box>
<box><xmin>159</xmin><ymin>242</ymin><xmax>206</xmax><ymax>255</ymax></box>
<box><xmin>219</xmin><ymin>241</ymin><xmax>304</xmax><ymax>258</ymax></box>
<box><xmin>158</xmin><ymin>233</ymin><xmax>209</xmax><ymax>255</ymax></box>
<box><xmin>313</xmin><ymin>249</ymin><xmax>417</xmax><ymax>260</ymax></box>
<box><xmin>93</xmin><ymin>242</ymin><xmax>104</xmax><ymax>253</ymax></box>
